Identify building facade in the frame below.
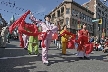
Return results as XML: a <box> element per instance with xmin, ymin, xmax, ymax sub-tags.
<box><xmin>82</xmin><ymin>0</ymin><xmax>108</xmax><ymax>37</ymax></box>
<box><xmin>0</xmin><ymin>13</ymin><xmax>7</xmax><ymax>33</ymax></box>
<box><xmin>48</xmin><ymin>0</ymin><xmax>94</xmax><ymax>35</ymax></box>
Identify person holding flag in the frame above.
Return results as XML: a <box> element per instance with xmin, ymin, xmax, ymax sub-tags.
<box><xmin>77</xmin><ymin>24</ymin><xmax>91</xmax><ymax>59</ymax></box>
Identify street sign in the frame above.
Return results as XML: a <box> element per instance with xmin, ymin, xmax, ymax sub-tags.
<box><xmin>92</xmin><ymin>19</ymin><xmax>99</xmax><ymax>22</ymax></box>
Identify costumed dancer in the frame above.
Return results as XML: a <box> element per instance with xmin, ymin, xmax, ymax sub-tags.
<box><xmin>60</xmin><ymin>25</ymin><xmax>70</xmax><ymax>55</ymax></box>
<box><xmin>28</xmin><ymin>22</ymin><xmax>39</xmax><ymax>55</ymax></box>
<box><xmin>77</xmin><ymin>24</ymin><xmax>90</xmax><ymax>59</ymax></box>
<box><xmin>0</xmin><ymin>26</ymin><xmax>9</xmax><ymax>48</ymax></box>
<box><xmin>41</xmin><ymin>15</ymin><xmax>58</xmax><ymax>65</ymax></box>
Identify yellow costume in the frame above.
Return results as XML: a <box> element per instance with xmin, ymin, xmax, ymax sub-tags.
<box><xmin>60</xmin><ymin>30</ymin><xmax>70</xmax><ymax>54</ymax></box>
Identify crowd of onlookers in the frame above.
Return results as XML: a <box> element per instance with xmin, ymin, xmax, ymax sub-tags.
<box><xmin>51</xmin><ymin>35</ymin><xmax>108</xmax><ymax>53</ymax></box>
<box><xmin>89</xmin><ymin>36</ymin><xmax>108</xmax><ymax>53</ymax></box>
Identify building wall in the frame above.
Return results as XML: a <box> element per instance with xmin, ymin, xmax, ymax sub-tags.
<box><xmin>48</xmin><ymin>1</ymin><xmax>94</xmax><ymax>35</ymax></box>
<box><xmin>82</xmin><ymin>0</ymin><xmax>108</xmax><ymax>37</ymax></box>
<box><xmin>82</xmin><ymin>0</ymin><xmax>96</xmax><ymax>18</ymax></box>
<box><xmin>0</xmin><ymin>13</ymin><xmax>7</xmax><ymax>33</ymax></box>
<box><xmin>70</xmin><ymin>3</ymin><xmax>94</xmax><ymax>35</ymax></box>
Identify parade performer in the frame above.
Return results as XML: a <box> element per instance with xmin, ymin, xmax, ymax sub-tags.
<box><xmin>40</xmin><ymin>15</ymin><xmax>58</xmax><ymax>65</ymax></box>
<box><xmin>9</xmin><ymin>10</ymin><xmax>48</xmax><ymax>50</ymax></box>
<box><xmin>28</xmin><ymin>35</ymin><xmax>39</xmax><ymax>55</ymax></box>
<box><xmin>60</xmin><ymin>25</ymin><xmax>70</xmax><ymax>55</ymax></box>
<box><xmin>1</xmin><ymin>26</ymin><xmax>9</xmax><ymax>48</ymax></box>
<box><xmin>9</xmin><ymin>10</ymin><xmax>40</xmax><ymax>48</ymax></box>
<box><xmin>77</xmin><ymin>24</ymin><xmax>92</xmax><ymax>59</ymax></box>
<box><xmin>27</xmin><ymin>22</ymin><xmax>39</xmax><ymax>55</ymax></box>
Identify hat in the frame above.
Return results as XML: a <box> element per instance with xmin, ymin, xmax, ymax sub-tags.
<box><xmin>44</xmin><ymin>15</ymin><xmax>51</xmax><ymax>19</ymax></box>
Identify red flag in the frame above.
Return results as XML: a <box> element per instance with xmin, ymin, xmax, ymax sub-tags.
<box><xmin>67</xmin><ymin>40</ymin><xmax>75</xmax><ymax>49</ymax></box>
<box><xmin>85</xmin><ymin>43</ymin><xmax>93</xmax><ymax>54</ymax></box>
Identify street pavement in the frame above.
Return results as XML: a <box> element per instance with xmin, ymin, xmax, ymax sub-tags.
<box><xmin>0</xmin><ymin>40</ymin><xmax>108</xmax><ymax>72</ymax></box>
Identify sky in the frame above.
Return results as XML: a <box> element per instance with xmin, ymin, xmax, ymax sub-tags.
<box><xmin>0</xmin><ymin>0</ymin><xmax>107</xmax><ymax>24</ymax></box>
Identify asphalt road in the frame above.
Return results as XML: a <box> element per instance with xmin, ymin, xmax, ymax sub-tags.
<box><xmin>0</xmin><ymin>40</ymin><xmax>108</xmax><ymax>72</ymax></box>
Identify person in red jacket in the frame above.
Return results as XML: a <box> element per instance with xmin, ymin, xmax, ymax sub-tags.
<box><xmin>77</xmin><ymin>24</ymin><xmax>90</xmax><ymax>59</ymax></box>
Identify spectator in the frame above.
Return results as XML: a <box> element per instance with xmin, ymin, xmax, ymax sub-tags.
<box><xmin>90</xmin><ymin>36</ymin><xmax>94</xmax><ymax>42</ymax></box>
<box><xmin>0</xmin><ymin>26</ymin><xmax>9</xmax><ymax>48</ymax></box>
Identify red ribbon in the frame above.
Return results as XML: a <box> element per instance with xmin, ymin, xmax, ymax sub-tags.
<box><xmin>9</xmin><ymin>10</ymin><xmax>31</xmax><ymax>34</ymax></box>
<box><xmin>60</xmin><ymin>30</ymin><xmax>76</xmax><ymax>40</ymax></box>
<box><xmin>9</xmin><ymin>10</ymin><xmax>47</xmax><ymax>48</ymax></box>
<box><xmin>41</xmin><ymin>32</ymin><xmax>47</xmax><ymax>48</ymax></box>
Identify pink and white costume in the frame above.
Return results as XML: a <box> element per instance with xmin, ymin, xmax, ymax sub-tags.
<box><xmin>22</xmin><ymin>34</ymin><xmax>29</xmax><ymax>48</ymax></box>
<box><xmin>41</xmin><ymin>21</ymin><xmax>58</xmax><ymax>64</ymax></box>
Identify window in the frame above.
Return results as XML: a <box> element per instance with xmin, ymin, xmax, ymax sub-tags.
<box><xmin>72</xmin><ymin>9</ymin><xmax>75</xmax><ymax>16</ymax></box>
<box><xmin>57</xmin><ymin>10</ymin><xmax>60</xmax><ymax>17</ymax></box>
<box><xmin>82</xmin><ymin>13</ymin><xmax>84</xmax><ymax>19</ymax></box>
<box><xmin>98</xmin><ymin>3</ymin><xmax>100</xmax><ymax>6</ymax></box>
<box><xmin>75</xmin><ymin>20</ymin><xmax>78</xmax><ymax>27</ymax></box>
<box><xmin>76</xmin><ymin>10</ymin><xmax>79</xmax><ymax>17</ymax></box>
<box><xmin>88</xmin><ymin>17</ymin><xmax>90</xmax><ymax>22</ymax></box>
<box><xmin>87</xmin><ymin>25</ymin><xmax>90</xmax><ymax>31</ymax></box>
<box><xmin>74</xmin><ymin>19</ymin><xmax>76</xmax><ymax>27</ymax></box>
<box><xmin>105</xmin><ymin>14</ymin><xmax>107</xmax><ymax>17</ymax></box>
<box><xmin>86</xmin><ymin>5</ymin><xmax>89</xmax><ymax>9</ymax></box>
<box><xmin>98</xmin><ymin>14</ymin><xmax>100</xmax><ymax>18</ymax></box>
<box><xmin>79</xmin><ymin>12</ymin><xmax>81</xmax><ymax>18</ymax></box>
<box><xmin>66</xmin><ymin>8</ymin><xmax>70</xmax><ymax>14</ymax></box>
<box><xmin>66</xmin><ymin>18</ymin><xmax>69</xmax><ymax>25</ymax></box>
<box><xmin>102</xmin><ymin>11</ymin><xmax>104</xmax><ymax>16</ymax></box>
<box><xmin>75</xmin><ymin>10</ymin><xmax>78</xmax><ymax>14</ymax></box>
<box><xmin>61</xmin><ymin>7</ymin><xmax>64</xmax><ymax>13</ymax></box>
<box><xmin>85</xmin><ymin>15</ymin><xmax>88</xmax><ymax>21</ymax></box>
<box><xmin>52</xmin><ymin>13</ymin><xmax>55</xmax><ymax>18</ymax></box>
<box><xmin>72</xmin><ymin>18</ymin><xmax>74</xmax><ymax>25</ymax></box>
<box><xmin>89</xmin><ymin>17</ymin><xmax>91</xmax><ymax>23</ymax></box>
<box><xmin>97</xmin><ymin>8</ymin><xmax>101</xmax><ymax>13</ymax></box>
<box><xmin>83</xmin><ymin>14</ymin><xmax>86</xmax><ymax>20</ymax></box>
